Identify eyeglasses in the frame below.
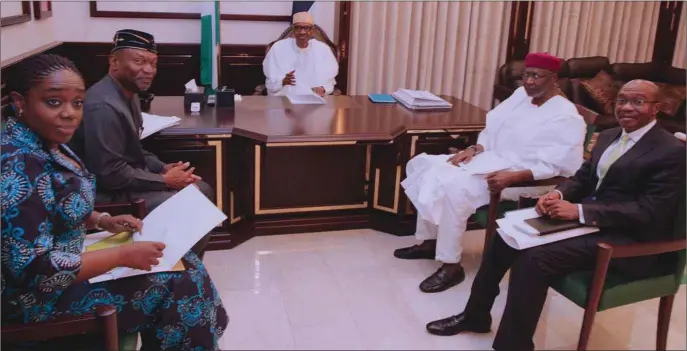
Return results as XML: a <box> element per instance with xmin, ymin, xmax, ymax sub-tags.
<box><xmin>615</xmin><ymin>98</ymin><xmax>659</xmax><ymax>108</ymax></box>
<box><xmin>294</xmin><ymin>25</ymin><xmax>313</xmax><ymax>31</ymax></box>
<box><xmin>522</xmin><ymin>72</ymin><xmax>553</xmax><ymax>81</ymax></box>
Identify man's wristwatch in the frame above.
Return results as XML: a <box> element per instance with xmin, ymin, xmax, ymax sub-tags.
<box><xmin>95</xmin><ymin>212</ymin><xmax>111</xmax><ymax>230</ymax></box>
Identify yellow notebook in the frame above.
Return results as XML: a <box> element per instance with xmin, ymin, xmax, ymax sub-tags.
<box><xmin>86</xmin><ymin>232</ymin><xmax>186</xmax><ymax>272</ymax></box>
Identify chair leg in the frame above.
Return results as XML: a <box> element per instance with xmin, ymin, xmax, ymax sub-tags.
<box><xmin>577</xmin><ymin>307</ymin><xmax>597</xmax><ymax>351</ymax></box>
<box><xmin>484</xmin><ymin>192</ymin><xmax>501</xmax><ymax>251</ymax></box>
<box><xmin>96</xmin><ymin>306</ymin><xmax>119</xmax><ymax>351</ymax></box>
<box><xmin>577</xmin><ymin>244</ymin><xmax>613</xmax><ymax>351</ymax></box>
<box><xmin>657</xmin><ymin>294</ymin><xmax>675</xmax><ymax>350</ymax></box>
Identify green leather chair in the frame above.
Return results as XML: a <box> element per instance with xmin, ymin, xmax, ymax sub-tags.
<box><xmin>474</xmin><ymin>104</ymin><xmax>599</xmax><ymax>249</ymax></box>
<box><xmin>551</xmin><ymin>194</ymin><xmax>686</xmax><ymax>350</ymax></box>
<box><xmin>118</xmin><ymin>334</ymin><xmax>138</xmax><ymax>351</ymax></box>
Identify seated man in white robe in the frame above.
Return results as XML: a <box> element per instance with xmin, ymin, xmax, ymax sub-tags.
<box><xmin>395</xmin><ymin>52</ymin><xmax>587</xmax><ymax>293</ymax></box>
<box><xmin>263</xmin><ymin>11</ymin><xmax>339</xmax><ymax>97</ymax></box>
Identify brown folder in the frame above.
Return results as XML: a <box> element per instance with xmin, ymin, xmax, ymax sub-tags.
<box><xmin>524</xmin><ymin>217</ymin><xmax>583</xmax><ymax>236</ymax></box>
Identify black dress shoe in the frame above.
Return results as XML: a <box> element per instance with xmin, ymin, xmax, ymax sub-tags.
<box><xmin>419</xmin><ymin>263</ymin><xmax>465</xmax><ymax>293</ymax></box>
<box><xmin>426</xmin><ymin>312</ymin><xmax>491</xmax><ymax>336</ymax></box>
<box><xmin>394</xmin><ymin>244</ymin><xmax>436</xmax><ymax>260</ymax></box>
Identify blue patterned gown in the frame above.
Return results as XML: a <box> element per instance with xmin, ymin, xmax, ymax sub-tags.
<box><xmin>1</xmin><ymin>118</ymin><xmax>228</xmax><ymax>350</ymax></box>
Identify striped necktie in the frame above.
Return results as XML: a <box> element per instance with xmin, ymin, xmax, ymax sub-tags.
<box><xmin>597</xmin><ymin>134</ymin><xmax>630</xmax><ymax>189</ymax></box>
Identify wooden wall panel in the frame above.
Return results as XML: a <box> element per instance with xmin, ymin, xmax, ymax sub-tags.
<box><xmin>219</xmin><ymin>45</ymin><xmax>267</xmax><ymax>95</ymax></box>
<box><xmin>30</xmin><ymin>42</ymin><xmax>266</xmax><ymax>96</ymax></box>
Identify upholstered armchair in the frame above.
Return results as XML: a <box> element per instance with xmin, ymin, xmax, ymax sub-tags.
<box><xmin>254</xmin><ymin>24</ymin><xmax>342</xmax><ymax>96</ymax></box>
<box><xmin>460</xmin><ymin>104</ymin><xmax>600</xmax><ymax>250</ymax></box>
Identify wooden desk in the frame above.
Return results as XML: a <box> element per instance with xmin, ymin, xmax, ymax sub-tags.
<box><xmin>142</xmin><ymin>96</ymin><xmax>487</xmax><ymax>249</ymax></box>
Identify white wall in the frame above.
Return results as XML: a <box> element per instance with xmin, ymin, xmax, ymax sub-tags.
<box><xmin>1</xmin><ymin>1</ymin><xmax>337</xmax><ymax>62</ymax></box>
<box><xmin>53</xmin><ymin>1</ymin><xmax>336</xmax><ymax>45</ymax></box>
<box><xmin>0</xmin><ymin>11</ymin><xmax>56</xmax><ymax>61</ymax></box>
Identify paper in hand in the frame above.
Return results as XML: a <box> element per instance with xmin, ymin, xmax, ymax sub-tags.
<box><xmin>457</xmin><ymin>151</ymin><xmax>511</xmax><ymax>175</ymax></box>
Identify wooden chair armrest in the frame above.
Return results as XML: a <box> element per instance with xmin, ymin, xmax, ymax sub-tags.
<box><xmin>2</xmin><ymin>306</ymin><xmax>116</xmax><ymax>344</ymax></box>
<box><xmin>602</xmin><ymin>239</ymin><xmax>687</xmax><ymax>259</ymax></box>
<box><xmin>507</xmin><ymin>176</ymin><xmax>568</xmax><ymax>188</ymax></box>
<box><xmin>95</xmin><ymin>198</ymin><xmax>145</xmax><ymax>211</ymax></box>
<box><xmin>584</xmin><ymin>238</ymin><xmax>687</xmax><ymax>315</ymax></box>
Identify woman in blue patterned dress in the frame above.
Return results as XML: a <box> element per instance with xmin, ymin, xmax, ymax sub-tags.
<box><xmin>1</xmin><ymin>54</ymin><xmax>228</xmax><ymax>350</ymax></box>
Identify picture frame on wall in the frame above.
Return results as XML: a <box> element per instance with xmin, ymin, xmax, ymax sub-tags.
<box><xmin>89</xmin><ymin>1</ymin><xmax>290</xmax><ymax>22</ymax></box>
<box><xmin>33</xmin><ymin>1</ymin><xmax>52</xmax><ymax>20</ymax></box>
<box><xmin>1</xmin><ymin>1</ymin><xmax>31</xmax><ymax>27</ymax></box>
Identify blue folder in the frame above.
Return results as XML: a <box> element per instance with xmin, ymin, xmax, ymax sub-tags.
<box><xmin>368</xmin><ymin>94</ymin><xmax>397</xmax><ymax>103</ymax></box>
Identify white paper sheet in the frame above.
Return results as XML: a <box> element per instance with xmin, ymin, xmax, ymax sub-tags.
<box><xmin>457</xmin><ymin>151</ymin><xmax>511</xmax><ymax>175</ymax></box>
<box><xmin>391</xmin><ymin>89</ymin><xmax>452</xmax><ymax>109</ymax></box>
<box><xmin>503</xmin><ymin>207</ymin><xmax>540</xmax><ymax>221</ymax></box>
<box><xmin>496</xmin><ymin>216</ymin><xmax>599</xmax><ymax>250</ymax></box>
<box><xmin>286</xmin><ymin>93</ymin><xmax>326</xmax><ymax>105</ymax></box>
<box><xmin>87</xmin><ymin>185</ymin><xmax>227</xmax><ymax>283</ymax></box>
<box><xmin>185</xmin><ymin>79</ymin><xmax>200</xmax><ymax>93</ymax></box>
<box><xmin>141</xmin><ymin>113</ymin><xmax>182</xmax><ymax>139</ymax></box>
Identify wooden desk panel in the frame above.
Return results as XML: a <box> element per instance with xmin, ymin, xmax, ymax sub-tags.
<box><xmin>256</xmin><ymin>143</ymin><xmax>368</xmax><ymax>213</ymax></box>
<box><xmin>145</xmin><ymin>95</ymin><xmax>488</xmax><ymax>249</ymax></box>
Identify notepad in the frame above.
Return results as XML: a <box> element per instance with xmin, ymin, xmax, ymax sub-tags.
<box><xmin>523</xmin><ymin>217</ymin><xmax>584</xmax><ymax>236</ymax></box>
<box><xmin>368</xmin><ymin>94</ymin><xmax>396</xmax><ymax>103</ymax></box>
<box><xmin>495</xmin><ymin>207</ymin><xmax>599</xmax><ymax>250</ymax></box>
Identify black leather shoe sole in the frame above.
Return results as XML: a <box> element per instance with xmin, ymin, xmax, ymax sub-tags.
<box><xmin>426</xmin><ymin>322</ymin><xmax>491</xmax><ymax>336</ymax></box>
<box><xmin>426</xmin><ymin>314</ymin><xmax>491</xmax><ymax>336</ymax></box>
<box><xmin>393</xmin><ymin>246</ymin><xmax>435</xmax><ymax>260</ymax></box>
<box><xmin>419</xmin><ymin>267</ymin><xmax>465</xmax><ymax>293</ymax></box>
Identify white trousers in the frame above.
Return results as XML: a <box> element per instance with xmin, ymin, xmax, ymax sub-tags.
<box><xmin>401</xmin><ymin>153</ymin><xmax>549</xmax><ymax>263</ymax></box>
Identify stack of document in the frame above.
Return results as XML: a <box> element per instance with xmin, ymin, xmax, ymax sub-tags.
<box><xmin>391</xmin><ymin>89</ymin><xmax>452</xmax><ymax>110</ymax></box>
<box><xmin>83</xmin><ymin>185</ymin><xmax>227</xmax><ymax>282</ymax></box>
<box><xmin>141</xmin><ymin>112</ymin><xmax>182</xmax><ymax>139</ymax></box>
<box><xmin>496</xmin><ymin>207</ymin><xmax>599</xmax><ymax>250</ymax></box>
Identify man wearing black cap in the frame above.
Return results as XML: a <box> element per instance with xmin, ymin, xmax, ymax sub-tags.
<box><xmin>70</xmin><ymin>29</ymin><xmax>214</xmax><ymax>257</ymax></box>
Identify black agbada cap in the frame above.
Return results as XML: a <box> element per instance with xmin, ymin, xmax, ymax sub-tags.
<box><xmin>111</xmin><ymin>29</ymin><xmax>157</xmax><ymax>54</ymax></box>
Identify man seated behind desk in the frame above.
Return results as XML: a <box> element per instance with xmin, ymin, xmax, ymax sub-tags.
<box><xmin>263</xmin><ymin>11</ymin><xmax>339</xmax><ymax>97</ymax></box>
<box><xmin>426</xmin><ymin>79</ymin><xmax>686</xmax><ymax>351</ymax></box>
<box><xmin>395</xmin><ymin>52</ymin><xmax>586</xmax><ymax>293</ymax></box>
<box><xmin>69</xmin><ymin>29</ymin><xmax>214</xmax><ymax>256</ymax></box>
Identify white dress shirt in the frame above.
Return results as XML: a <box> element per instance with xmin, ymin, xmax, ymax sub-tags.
<box><xmin>554</xmin><ymin>120</ymin><xmax>657</xmax><ymax>224</ymax></box>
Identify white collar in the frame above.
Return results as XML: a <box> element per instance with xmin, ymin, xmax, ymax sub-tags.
<box><xmin>621</xmin><ymin>119</ymin><xmax>656</xmax><ymax>143</ymax></box>
<box><xmin>291</xmin><ymin>38</ymin><xmax>311</xmax><ymax>53</ymax></box>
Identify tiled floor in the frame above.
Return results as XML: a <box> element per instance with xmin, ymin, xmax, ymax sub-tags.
<box><xmin>204</xmin><ymin>229</ymin><xmax>687</xmax><ymax>350</ymax></box>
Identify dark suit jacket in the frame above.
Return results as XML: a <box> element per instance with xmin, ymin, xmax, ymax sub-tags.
<box><xmin>69</xmin><ymin>75</ymin><xmax>168</xmax><ymax>193</ymax></box>
<box><xmin>556</xmin><ymin>124</ymin><xmax>686</xmax><ymax>242</ymax></box>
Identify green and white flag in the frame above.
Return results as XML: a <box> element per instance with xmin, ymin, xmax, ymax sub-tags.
<box><xmin>200</xmin><ymin>1</ymin><xmax>221</xmax><ymax>93</ymax></box>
